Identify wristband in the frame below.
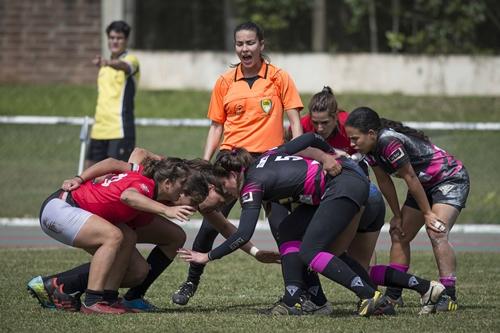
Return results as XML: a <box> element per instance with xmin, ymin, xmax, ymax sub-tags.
<box><xmin>75</xmin><ymin>175</ymin><xmax>85</xmax><ymax>183</ymax></box>
<box><xmin>249</xmin><ymin>246</ymin><xmax>259</xmax><ymax>257</ymax></box>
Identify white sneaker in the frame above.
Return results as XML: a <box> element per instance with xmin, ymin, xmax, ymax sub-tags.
<box><xmin>419</xmin><ymin>281</ymin><xmax>446</xmax><ymax>315</ymax></box>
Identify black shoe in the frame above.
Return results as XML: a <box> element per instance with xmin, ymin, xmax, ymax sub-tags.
<box><xmin>45</xmin><ymin>278</ymin><xmax>81</xmax><ymax>311</ymax></box>
<box><xmin>172</xmin><ymin>281</ymin><xmax>198</xmax><ymax>306</ymax></box>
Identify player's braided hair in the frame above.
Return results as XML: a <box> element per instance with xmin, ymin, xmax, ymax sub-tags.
<box><xmin>308</xmin><ymin>86</ymin><xmax>338</xmax><ymax>118</ymax></box>
<box><xmin>213</xmin><ymin>148</ymin><xmax>254</xmax><ymax>178</ymax></box>
<box><xmin>346</xmin><ymin>106</ymin><xmax>429</xmax><ymax>142</ymax></box>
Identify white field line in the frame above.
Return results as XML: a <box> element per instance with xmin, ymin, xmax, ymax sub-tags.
<box><xmin>2</xmin><ymin>217</ymin><xmax>500</xmax><ymax>234</ymax></box>
<box><xmin>2</xmin><ymin>116</ymin><xmax>500</xmax><ymax>130</ymax></box>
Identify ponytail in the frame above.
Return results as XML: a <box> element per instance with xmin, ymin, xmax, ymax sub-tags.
<box><xmin>346</xmin><ymin>107</ymin><xmax>429</xmax><ymax>142</ymax></box>
<box><xmin>308</xmin><ymin>86</ymin><xmax>338</xmax><ymax>118</ymax></box>
<box><xmin>213</xmin><ymin>148</ymin><xmax>254</xmax><ymax>178</ymax></box>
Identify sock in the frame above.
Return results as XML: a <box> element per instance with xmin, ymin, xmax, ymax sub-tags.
<box><xmin>124</xmin><ymin>246</ymin><xmax>173</xmax><ymax>300</ymax></box>
<box><xmin>303</xmin><ymin>269</ymin><xmax>327</xmax><ymax>306</ymax></box>
<box><xmin>340</xmin><ymin>253</ymin><xmax>378</xmax><ymax>290</ymax></box>
<box><xmin>45</xmin><ymin>262</ymin><xmax>90</xmax><ymax>282</ymax></box>
<box><xmin>279</xmin><ymin>241</ymin><xmax>306</xmax><ymax>307</ymax></box>
<box><xmin>310</xmin><ymin>252</ymin><xmax>375</xmax><ymax>300</ymax></box>
<box><xmin>84</xmin><ymin>289</ymin><xmax>104</xmax><ymax>307</ymax></box>
<box><xmin>58</xmin><ymin>270</ymin><xmax>89</xmax><ymax>295</ymax></box>
<box><xmin>186</xmin><ymin>263</ymin><xmax>204</xmax><ymax>285</ymax></box>
<box><xmin>384</xmin><ymin>262</ymin><xmax>408</xmax><ymax>300</ymax></box>
<box><xmin>440</xmin><ymin>276</ymin><xmax>457</xmax><ymax>300</ymax></box>
<box><xmin>103</xmin><ymin>290</ymin><xmax>119</xmax><ymax>304</ymax></box>
<box><xmin>370</xmin><ymin>265</ymin><xmax>430</xmax><ymax>295</ymax></box>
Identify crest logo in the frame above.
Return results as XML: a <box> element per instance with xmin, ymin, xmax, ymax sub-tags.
<box><xmin>261</xmin><ymin>98</ymin><xmax>272</xmax><ymax>113</ymax></box>
<box><xmin>286</xmin><ymin>285</ymin><xmax>299</xmax><ymax>296</ymax></box>
<box><xmin>351</xmin><ymin>276</ymin><xmax>364</xmax><ymax>288</ymax></box>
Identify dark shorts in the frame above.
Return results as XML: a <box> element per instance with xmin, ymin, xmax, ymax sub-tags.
<box><xmin>404</xmin><ymin>167</ymin><xmax>470</xmax><ymax>211</ymax></box>
<box><xmin>87</xmin><ymin>138</ymin><xmax>135</xmax><ymax>162</ymax></box>
<box><xmin>322</xmin><ymin>169</ymin><xmax>370</xmax><ymax>208</ymax></box>
<box><xmin>358</xmin><ymin>183</ymin><xmax>385</xmax><ymax>233</ymax></box>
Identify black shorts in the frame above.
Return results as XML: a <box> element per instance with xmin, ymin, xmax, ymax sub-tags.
<box><xmin>87</xmin><ymin>138</ymin><xmax>135</xmax><ymax>162</ymax></box>
<box><xmin>358</xmin><ymin>183</ymin><xmax>385</xmax><ymax>233</ymax></box>
<box><xmin>404</xmin><ymin>167</ymin><xmax>470</xmax><ymax>211</ymax></box>
<box><xmin>322</xmin><ymin>169</ymin><xmax>370</xmax><ymax>208</ymax></box>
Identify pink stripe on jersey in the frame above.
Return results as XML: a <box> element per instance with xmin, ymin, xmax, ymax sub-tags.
<box><xmin>303</xmin><ymin>159</ymin><xmax>323</xmax><ymax>204</ymax></box>
<box><xmin>279</xmin><ymin>241</ymin><xmax>301</xmax><ymax>256</ymax></box>
<box><xmin>369</xmin><ymin>265</ymin><xmax>388</xmax><ymax>286</ymax></box>
<box><xmin>309</xmin><ymin>252</ymin><xmax>334</xmax><ymax>273</ymax></box>
<box><xmin>389</xmin><ymin>262</ymin><xmax>409</xmax><ymax>272</ymax></box>
<box><xmin>240</xmin><ymin>182</ymin><xmax>262</xmax><ymax>196</ymax></box>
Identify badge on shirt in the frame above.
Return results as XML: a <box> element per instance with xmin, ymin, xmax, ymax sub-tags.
<box><xmin>261</xmin><ymin>98</ymin><xmax>272</xmax><ymax>113</ymax></box>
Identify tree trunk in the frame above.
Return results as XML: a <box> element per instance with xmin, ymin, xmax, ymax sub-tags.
<box><xmin>368</xmin><ymin>0</ymin><xmax>378</xmax><ymax>53</ymax></box>
<box><xmin>312</xmin><ymin>0</ymin><xmax>327</xmax><ymax>52</ymax></box>
<box><xmin>224</xmin><ymin>0</ymin><xmax>237</xmax><ymax>52</ymax></box>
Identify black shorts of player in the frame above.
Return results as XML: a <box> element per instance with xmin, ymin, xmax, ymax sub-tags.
<box><xmin>404</xmin><ymin>166</ymin><xmax>470</xmax><ymax>212</ymax></box>
<box><xmin>87</xmin><ymin>138</ymin><xmax>135</xmax><ymax>162</ymax></box>
<box><xmin>322</xmin><ymin>168</ymin><xmax>370</xmax><ymax>208</ymax></box>
<box><xmin>357</xmin><ymin>184</ymin><xmax>385</xmax><ymax>233</ymax></box>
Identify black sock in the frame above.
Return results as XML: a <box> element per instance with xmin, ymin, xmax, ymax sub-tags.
<box><xmin>445</xmin><ymin>286</ymin><xmax>457</xmax><ymax>300</ymax></box>
<box><xmin>58</xmin><ymin>271</ymin><xmax>89</xmax><ymax>295</ymax></box>
<box><xmin>340</xmin><ymin>253</ymin><xmax>378</xmax><ymax>290</ymax></box>
<box><xmin>281</xmin><ymin>252</ymin><xmax>306</xmax><ymax>307</ymax></box>
<box><xmin>103</xmin><ymin>290</ymin><xmax>119</xmax><ymax>304</ymax></box>
<box><xmin>314</xmin><ymin>253</ymin><xmax>375</xmax><ymax>300</ymax></box>
<box><xmin>186</xmin><ymin>263</ymin><xmax>205</xmax><ymax>285</ymax></box>
<box><xmin>370</xmin><ymin>265</ymin><xmax>430</xmax><ymax>296</ymax></box>
<box><xmin>303</xmin><ymin>269</ymin><xmax>327</xmax><ymax>306</ymax></box>
<box><xmin>84</xmin><ymin>289</ymin><xmax>103</xmax><ymax>307</ymax></box>
<box><xmin>124</xmin><ymin>246</ymin><xmax>173</xmax><ymax>300</ymax></box>
<box><xmin>385</xmin><ymin>267</ymin><xmax>430</xmax><ymax>295</ymax></box>
<box><xmin>44</xmin><ymin>262</ymin><xmax>91</xmax><ymax>282</ymax></box>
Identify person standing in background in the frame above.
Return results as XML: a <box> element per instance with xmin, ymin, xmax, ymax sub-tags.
<box><xmin>172</xmin><ymin>21</ymin><xmax>305</xmax><ymax>306</ymax></box>
<box><xmin>85</xmin><ymin>21</ymin><xmax>140</xmax><ymax>169</ymax></box>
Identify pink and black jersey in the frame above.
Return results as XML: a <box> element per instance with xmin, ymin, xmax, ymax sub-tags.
<box><xmin>365</xmin><ymin>128</ymin><xmax>463</xmax><ymax>188</ymax></box>
<box><xmin>240</xmin><ymin>152</ymin><xmax>326</xmax><ymax>210</ymax></box>
<box><xmin>71</xmin><ymin>172</ymin><xmax>157</xmax><ymax>225</ymax></box>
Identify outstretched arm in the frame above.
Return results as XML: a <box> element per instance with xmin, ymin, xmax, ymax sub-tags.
<box><xmin>62</xmin><ymin>158</ymin><xmax>131</xmax><ymax>191</ymax></box>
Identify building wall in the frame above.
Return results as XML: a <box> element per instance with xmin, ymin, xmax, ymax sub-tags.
<box><xmin>0</xmin><ymin>0</ymin><xmax>101</xmax><ymax>84</ymax></box>
<box><xmin>133</xmin><ymin>51</ymin><xmax>500</xmax><ymax>96</ymax></box>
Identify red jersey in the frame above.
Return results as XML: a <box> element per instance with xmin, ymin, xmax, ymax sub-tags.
<box><xmin>300</xmin><ymin>110</ymin><xmax>356</xmax><ymax>155</ymax></box>
<box><xmin>71</xmin><ymin>172</ymin><xmax>157</xmax><ymax>225</ymax></box>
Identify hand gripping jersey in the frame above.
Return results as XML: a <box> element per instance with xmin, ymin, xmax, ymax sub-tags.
<box><xmin>208</xmin><ymin>132</ymin><xmax>366</xmax><ymax>260</ymax></box>
<box><xmin>71</xmin><ymin>172</ymin><xmax>157</xmax><ymax>225</ymax></box>
<box><xmin>365</xmin><ymin>128</ymin><xmax>463</xmax><ymax>188</ymax></box>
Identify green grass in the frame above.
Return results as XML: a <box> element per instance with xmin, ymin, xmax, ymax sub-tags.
<box><xmin>3</xmin><ymin>249</ymin><xmax>499</xmax><ymax>332</ymax></box>
<box><xmin>1</xmin><ymin>84</ymin><xmax>500</xmax><ymax>121</ymax></box>
<box><xmin>0</xmin><ymin>84</ymin><xmax>499</xmax><ymax>222</ymax></box>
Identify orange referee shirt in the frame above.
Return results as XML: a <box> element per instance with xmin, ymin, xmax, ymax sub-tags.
<box><xmin>207</xmin><ymin>62</ymin><xmax>303</xmax><ymax>153</ymax></box>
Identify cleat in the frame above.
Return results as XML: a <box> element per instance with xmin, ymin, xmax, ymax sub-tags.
<box><xmin>372</xmin><ymin>296</ymin><xmax>397</xmax><ymax>316</ymax></box>
<box><xmin>81</xmin><ymin>301</ymin><xmax>126</xmax><ymax>314</ymax></box>
<box><xmin>45</xmin><ymin>278</ymin><xmax>82</xmax><ymax>312</ymax></box>
<box><xmin>27</xmin><ymin>276</ymin><xmax>55</xmax><ymax>309</ymax></box>
<box><xmin>435</xmin><ymin>294</ymin><xmax>458</xmax><ymax>312</ymax></box>
<box><xmin>357</xmin><ymin>290</ymin><xmax>387</xmax><ymax>317</ymax></box>
<box><xmin>122</xmin><ymin>297</ymin><xmax>159</xmax><ymax>313</ymax></box>
<box><xmin>419</xmin><ymin>281</ymin><xmax>446</xmax><ymax>315</ymax></box>
<box><xmin>259</xmin><ymin>299</ymin><xmax>302</xmax><ymax>316</ymax></box>
<box><xmin>386</xmin><ymin>295</ymin><xmax>405</xmax><ymax>307</ymax></box>
<box><xmin>172</xmin><ymin>281</ymin><xmax>197</xmax><ymax>306</ymax></box>
<box><xmin>300</xmin><ymin>294</ymin><xmax>334</xmax><ymax>316</ymax></box>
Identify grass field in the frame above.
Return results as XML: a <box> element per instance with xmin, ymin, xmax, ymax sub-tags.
<box><xmin>2</xmin><ymin>249</ymin><xmax>499</xmax><ymax>332</ymax></box>
<box><xmin>0</xmin><ymin>84</ymin><xmax>499</xmax><ymax>222</ymax></box>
